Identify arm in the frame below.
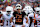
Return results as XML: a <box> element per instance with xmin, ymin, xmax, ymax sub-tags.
<box><xmin>10</xmin><ymin>12</ymin><xmax>15</xmax><ymax>26</ymax></box>
<box><xmin>25</xmin><ymin>17</ymin><xmax>28</xmax><ymax>23</ymax></box>
<box><xmin>10</xmin><ymin>17</ymin><xmax>13</xmax><ymax>23</ymax></box>
<box><xmin>10</xmin><ymin>12</ymin><xmax>14</xmax><ymax>23</ymax></box>
<box><xmin>25</xmin><ymin>16</ymin><xmax>28</xmax><ymax>23</ymax></box>
<box><xmin>23</xmin><ymin>11</ymin><xmax>28</xmax><ymax>23</ymax></box>
<box><xmin>10</xmin><ymin>17</ymin><xmax>14</xmax><ymax>26</ymax></box>
<box><xmin>34</xmin><ymin>13</ymin><xmax>36</xmax><ymax>23</ymax></box>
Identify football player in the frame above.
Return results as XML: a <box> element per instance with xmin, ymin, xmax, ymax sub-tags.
<box><xmin>28</xmin><ymin>7</ymin><xmax>40</xmax><ymax>27</ymax></box>
<box><xmin>23</xmin><ymin>5</ymin><xmax>34</xmax><ymax>27</ymax></box>
<box><xmin>34</xmin><ymin>7</ymin><xmax>40</xmax><ymax>27</ymax></box>
<box><xmin>2</xmin><ymin>6</ymin><xmax>13</xmax><ymax>27</ymax></box>
<box><xmin>0</xmin><ymin>11</ymin><xmax>4</xmax><ymax>27</ymax></box>
<box><xmin>28</xmin><ymin>12</ymin><xmax>34</xmax><ymax>27</ymax></box>
<box><xmin>23</xmin><ymin>5</ymin><xmax>33</xmax><ymax>16</ymax></box>
<box><xmin>10</xmin><ymin>4</ymin><xmax>28</xmax><ymax>27</ymax></box>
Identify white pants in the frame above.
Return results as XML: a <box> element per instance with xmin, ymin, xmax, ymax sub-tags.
<box><xmin>3</xmin><ymin>20</ymin><xmax>11</xmax><ymax>27</ymax></box>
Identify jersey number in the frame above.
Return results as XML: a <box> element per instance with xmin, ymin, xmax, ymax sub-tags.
<box><xmin>16</xmin><ymin>14</ymin><xmax>22</xmax><ymax>22</ymax></box>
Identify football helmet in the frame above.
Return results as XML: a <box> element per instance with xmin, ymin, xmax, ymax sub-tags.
<box><xmin>6</xmin><ymin>6</ymin><xmax>13</xmax><ymax>14</ymax></box>
<box><xmin>23</xmin><ymin>6</ymin><xmax>34</xmax><ymax>15</ymax></box>
<box><xmin>16</xmin><ymin>4</ymin><xmax>22</xmax><ymax>10</ymax></box>
<box><xmin>28</xmin><ymin>8</ymin><xmax>33</xmax><ymax>13</ymax></box>
<box><xmin>34</xmin><ymin>7</ymin><xmax>40</xmax><ymax>14</ymax></box>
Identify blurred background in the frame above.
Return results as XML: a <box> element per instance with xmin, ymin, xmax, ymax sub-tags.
<box><xmin>0</xmin><ymin>0</ymin><xmax>40</xmax><ymax>11</ymax></box>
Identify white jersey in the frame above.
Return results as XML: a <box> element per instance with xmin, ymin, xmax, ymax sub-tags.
<box><xmin>35</xmin><ymin>14</ymin><xmax>40</xmax><ymax>25</ymax></box>
<box><xmin>2</xmin><ymin>12</ymin><xmax>13</xmax><ymax>27</ymax></box>
<box><xmin>28</xmin><ymin>13</ymin><xmax>40</xmax><ymax>27</ymax></box>
<box><xmin>35</xmin><ymin>14</ymin><xmax>40</xmax><ymax>27</ymax></box>
<box><xmin>28</xmin><ymin>13</ymin><xmax>34</xmax><ymax>22</ymax></box>
<box><xmin>2</xmin><ymin>12</ymin><xmax>13</xmax><ymax>20</ymax></box>
<box><xmin>28</xmin><ymin>13</ymin><xmax>34</xmax><ymax>27</ymax></box>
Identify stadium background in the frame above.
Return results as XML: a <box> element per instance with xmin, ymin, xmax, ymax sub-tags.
<box><xmin>0</xmin><ymin>0</ymin><xmax>40</xmax><ymax>11</ymax></box>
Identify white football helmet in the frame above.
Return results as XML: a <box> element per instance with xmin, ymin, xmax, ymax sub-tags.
<box><xmin>34</xmin><ymin>7</ymin><xmax>40</xmax><ymax>14</ymax></box>
<box><xmin>6</xmin><ymin>6</ymin><xmax>13</xmax><ymax>14</ymax></box>
<box><xmin>23</xmin><ymin>6</ymin><xmax>34</xmax><ymax>15</ymax></box>
<box><xmin>16</xmin><ymin>4</ymin><xmax>22</xmax><ymax>10</ymax></box>
<box><xmin>28</xmin><ymin>8</ymin><xmax>33</xmax><ymax>13</ymax></box>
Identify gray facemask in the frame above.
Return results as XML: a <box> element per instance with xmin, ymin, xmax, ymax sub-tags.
<box><xmin>7</xmin><ymin>11</ymin><xmax>11</xmax><ymax>14</ymax></box>
<box><xmin>36</xmin><ymin>11</ymin><xmax>40</xmax><ymax>15</ymax></box>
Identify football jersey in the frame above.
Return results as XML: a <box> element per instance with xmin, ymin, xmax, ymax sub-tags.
<box><xmin>13</xmin><ymin>11</ymin><xmax>26</xmax><ymax>25</ymax></box>
<box><xmin>28</xmin><ymin>13</ymin><xmax>40</xmax><ymax>25</ymax></box>
<box><xmin>2</xmin><ymin>12</ymin><xmax>12</xmax><ymax>20</ymax></box>
<box><xmin>28</xmin><ymin>13</ymin><xmax>34</xmax><ymax>22</ymax></box>
<box><xmin>35</xmin><ymin>14</ymin><xmax>40</xmax><ymax>25</ymax></box>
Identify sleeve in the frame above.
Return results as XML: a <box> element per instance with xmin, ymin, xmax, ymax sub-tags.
<box><xmin>28</xmin><ymin>14</ymin><xmax>30</xmax><ymax>24</ymax></box>
<box><xmin>13</xmin><ymin>12</ymin><xmax>15</xmax><ymax>17</ymax></box>
<box><xmin>13</xmin><ymin>12</ymin><xmax>16</xmax><ymax>17</ymax></box>
<box><xmin>23</xmin><ymin>12</ymin><xmax>27</xmax><ymax>17</ymax></box>
<box><xmin>28</xmin><ymin>14</ymin><xmax>33</xmax><ymax>24</ymax></box>
<box><xmin>28</xmin><ymin>14</ymin><xmax>33</xmax><ymax>20</ymax></box>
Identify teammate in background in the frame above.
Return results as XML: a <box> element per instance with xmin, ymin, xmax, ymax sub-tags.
<box><xmin>2</xmin><ymin>6</ymin><xmax>13</xmax><ymax>27</ymax></box>
<box><xmin>34</xmin><ymin>7</ymin><xmax>40</xmax><ymax>27</ymax></box>
<box><xmin>23</xmin><ymin>5</ymin><xmax>33</xmax><ymax>16</ymax></box>
<box><xmin>28</xmin><ymin>7</ymin><xmax>40</xmax><ymax>27</ymax></box>
<box><xmin>23</xmin><ymin>5</ymin><xmax>34</xmax><ymax>27</ymax></box>
<box><xmin>28</xmin><ymin>11</ymin><xmax>34</xmax><ymax>27</ymax></box>
<box><xmin>10</xmin><ymin>4</ymin><xmax>28</xmax><ymax>27</ymax></box>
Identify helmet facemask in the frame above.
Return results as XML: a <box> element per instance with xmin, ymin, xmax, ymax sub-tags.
<box><xmin>7</xmin><ymin>11</ymin><xmax>11</xmax><ymax>15</ymax></box>
<box><xmin>6</xmin><ymin>6</ymin><xmax>13</xmax><ymax>15</ymax></box>
<box><xmin>36</xmin><ymin>11</ymin><xmax>39</xmax><ymax>14</ymax></box>
<box><xmin>34</xmin><ymin>7</ymin><xmax>40</xmax><ymax>15</ymax></box>
<box><xmin>36</xmin><ymin>10</ymin><xmax>40</xmax><ymax>15</ymax></box>
<box><xmin>16</xmin><ymin>4</ymin><xmax>22</xmax><ymax>10</ymax></box>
